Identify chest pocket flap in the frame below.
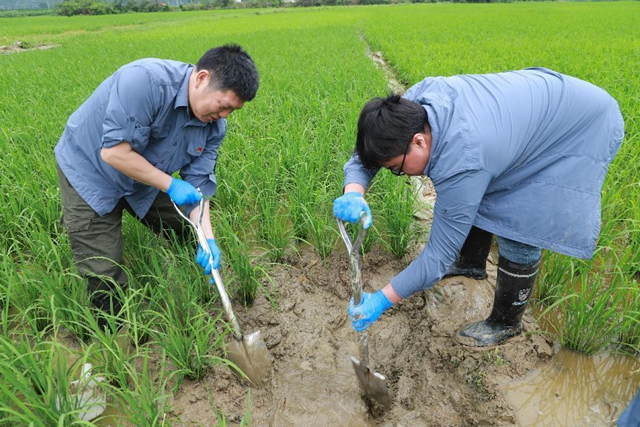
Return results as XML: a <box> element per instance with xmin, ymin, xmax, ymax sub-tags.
<box><xmin>187</xmin><ymin>139</ymin><xmax>206</xmax><ymax>157</ymax></box>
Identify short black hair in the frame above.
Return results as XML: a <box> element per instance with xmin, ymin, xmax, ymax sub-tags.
<box><xmin>355</xmin><ymin>94</ymin><xmax>429</xmax><ymax>169</ymax></box>
<box><xmin>196</xmin><ymin>44</ymin><xmax>259</xmax><ymax>102</ymax></box>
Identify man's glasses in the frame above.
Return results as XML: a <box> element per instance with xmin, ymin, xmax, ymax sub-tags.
<box><xmin>388</xmin><ymin>138</ymin><xmax>411</xmax><ymax>176</ymax></box>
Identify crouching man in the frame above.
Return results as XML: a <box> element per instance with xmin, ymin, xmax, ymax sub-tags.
<box><xmin>55</xmin><ymin>45</ymin><xmax>259</xmax><ymax>325</ymax></box>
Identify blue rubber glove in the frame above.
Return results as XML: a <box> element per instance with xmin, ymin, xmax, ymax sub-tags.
<box><xmin>196</xmin><ymin>238</ymin><xmax>221</xmax><ymax>275</ymax></box>
<box><xmin>348</xmin><ymin>290</ymin><xmax>393</xmax><ymax>332</ymax></box>
<box><xmin>166</xmin><ymin>178</ymin><xmax>202</xmax><ymax>206</ymax></box>
<box><xmin>333</xmin><ymin>192</ymin><xmax>373</xmax><ymax>229</ymax></box>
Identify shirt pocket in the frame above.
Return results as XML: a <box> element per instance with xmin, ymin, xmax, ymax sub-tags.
<box><xmin>187</xmin><ymin>139</ymin><xmax>206</xmax><ymax>157</ymax></box>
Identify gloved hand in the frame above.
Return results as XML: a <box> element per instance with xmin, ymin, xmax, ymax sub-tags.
<box><xmin>196</xmin><ymin>238</ymin><xmax>221</xmax><ymax>275</ymax></box>
<box><xmin>333</xmin><ymin>192</ymin><xmax>373</xmax><ymax>229</ymax></box>
<box><xmin>166</xmin><ymin>178</ymin><xmax>202</xmax><ymax>206</ymax></box>
<box><xmin>348</xmin><ymin>290</ymin><xmax>393</xmax><ymax>332</ymax></box>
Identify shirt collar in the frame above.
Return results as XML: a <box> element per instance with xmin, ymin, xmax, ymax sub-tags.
<box><xmin>174</xmin><ymin>64</ymin><xmax>194</xmax><ymax>111</ymax></box>
<box><xmin>422</xmin><ymin>104</ymin><xmax>438</xmax><ymax>177</ymax></box>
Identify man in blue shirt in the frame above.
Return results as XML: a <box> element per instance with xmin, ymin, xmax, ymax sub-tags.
<box><xmin>55</xmin><ymin>44</ymin><xmax>259</xmax><ymax>326</ymax></box>
<box><xmin>334</xmin><ymin>68</ymin><xmax>624</xmax><ymax>347</ymax></box>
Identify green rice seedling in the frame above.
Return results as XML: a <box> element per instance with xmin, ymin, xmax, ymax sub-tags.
<box><xmin>151</xmin><ymin>302</ymin><xmax>226</xmax><ymax>382</ymax></box>
<box><xmin>118</xmin><ymin>286</ymin><xmax>154</xmax><ymax>350</ymax></box>
<box><xmin>287</xmin><ymin>162</ymin><xmax>316</xmax><ymax>242</ymax></box>
<box><xmin>0</xmin><ymin>334</ymin><xmax>97</xmax><ymax>426</ymax></box>
<box><xmin>254</xmin><ymin>171</ymin><xmax>293</xmax><ymax>263</ymax></box>
<box><xmin>14</xmin><ymin>278</ymin><xmax>52</xmax><ymax>336</ymax></box>
<box><xmin>39</xmin><ymin>271</ymin><xmax>95</xmax><ymax>343</ymax></box>
<box><xmin>80</xmin><ymin>310</ymin><xmax>137</xmax><ymax>390</ymax></box>
<box><xmin>617</xmin><ymin>281</ymin><xmax>639</xmax><ymax>354</ymax></box>
<box><xmin>108</xmin><ymin>350</ymin><xmax>174</xmax><ymax>427</ymax></box>
<box><xmin>125</xmin><ymin>223</ymin><xmax>214</xmax><ymax>307</ymax></box>
<box><xmin>536</xmin><ymin>252</ymin><xmax>578</xmax><ymax>306</ymax></box>
<box><xmin>626</xmin><ymin>193</ymin><xmax>640</xmax><ymax>277</ymax></box>
<box><xmin>303</xmin><ymin>189</ymin><xmax>338</xmax><ymax>260</ymax></box>
<box><xmin>0</xmin><ymin>247</ymin><xmax>18</xmax><ymax>309</ymax></box>
<box><xmin>213</xmin><ymin>181</ymin><xmax>251</xmax><ymax>234</ymax></box>
<box><xmin>538</xmin><ymin>274</ymin><xmax>631</xmax><ymax>355</ymax></box>
<box><xmin>378</xmin><ymin>176</ymin><xmax>415</xmax><ymax>257</ymax></box>
<box><xmin>215</xmin><ymin>213</ymin><xmax>267</xmax><ymax>306</ymax></box>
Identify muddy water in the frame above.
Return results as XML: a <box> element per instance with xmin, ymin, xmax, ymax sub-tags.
<box><xmin>504</xmin><ymin>350</ymin><xmax>639</xmax><ymax>426</ymax></box>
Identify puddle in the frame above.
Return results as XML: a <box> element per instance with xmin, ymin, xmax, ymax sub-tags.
<box><xmin>504</xmin><ymin>349</ymin><xmax>639</xmax><ymax>426</ymax></box>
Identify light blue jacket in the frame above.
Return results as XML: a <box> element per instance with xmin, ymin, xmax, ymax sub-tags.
<box><xmin>344</xmin><ymin>68</ymin><xmax>624</xmax><ymax>299</ymax></box>
<box><xmin>55</xmin><ymin>59</ymin><xmax>226</xmax><ymax>218</ymax></box>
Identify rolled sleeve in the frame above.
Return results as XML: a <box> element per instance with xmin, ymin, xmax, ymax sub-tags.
<box><xmin>391</xmin><ymin>169</ymin><xmax>493</xmax><ymax>299</ymax></box>
<box><xmin>180</xmin><ymin>123</ymin><xmax>226</xmax><ymax>200</ymax></box>
<box><xmin>343</xmin><ymin>152</ymin><xmax>380</xmax><ymax>190</ymax></box>
<box><xmin>102</xmin><ymin>66</ymin><xmax>157</xmax><ymax>153</ymax></box>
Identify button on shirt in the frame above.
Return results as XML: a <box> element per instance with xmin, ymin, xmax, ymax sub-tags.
<box><xmin>55</xmin><ymin>58</ymin><xmax>226</xmax><ymax>219</ymax></box>
<box><xmin>344</xmin><ymin>68</ymin><xmax>624</xmax><ymax>299</ymax></box>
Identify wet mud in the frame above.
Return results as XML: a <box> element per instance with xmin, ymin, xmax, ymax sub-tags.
<box><xmin>171</xmin><ymin>246</ymin><xmax>556</xmax><ymax>426</ymax></box>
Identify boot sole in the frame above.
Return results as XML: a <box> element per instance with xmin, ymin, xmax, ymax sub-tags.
<box><xmin>443</xmin><ymin>271</ymin><xmax>487</xmax><ymax>281</ymax></box>
<box><xmin>452</xmin><ymin>327</ymin><xmax>525</xmax><ymax>351</ymax></box>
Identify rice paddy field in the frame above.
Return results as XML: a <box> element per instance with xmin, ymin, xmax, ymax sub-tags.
<box><xmin>0</xmin><ymin>2</ymin><xmax>638</xmax><ymax>426</ymax></box>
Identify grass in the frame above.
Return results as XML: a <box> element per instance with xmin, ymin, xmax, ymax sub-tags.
<box><xmin>0</xmin><ymin>2</ymin><xmax>638</xmax><ymax>423</ymax></box>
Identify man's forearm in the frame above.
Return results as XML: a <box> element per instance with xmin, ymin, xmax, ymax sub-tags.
<box><xmin>101</xmin><ymin>142</ymin><xmax>172</xmax><ymax>192</ymax></box>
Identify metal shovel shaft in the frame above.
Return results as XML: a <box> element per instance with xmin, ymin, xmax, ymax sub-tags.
<box><xmin>338</xmin><ymin>216</ymin><xmax>391</xmax><ymax>408</ymax></box>
<box><xmin>172</xmin><ymin>197</ymin><xmax>271</xmax><ymax>386</ymax></box>
<box><xmin>174</xmin><ymin>198</ymin><xmax>243</xmax><ymax>339</ymax></box>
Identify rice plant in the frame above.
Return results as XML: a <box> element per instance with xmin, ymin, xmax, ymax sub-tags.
<box><xmin>151</xmin><ymin>301</ymin><xmax>226</xmax><ymax>382</ymax></box>
<box><xmin>379</xmin><ymin>175</ymin><xmax>416</xmax><ymax>257</ymax></box>
<box><xmin>109</xmin><ymin>350</ymin><xmax>174</xmax><ymax>427</ymax></box>
<box><xmin>215</xmin><ymin>212</ymin><xmax>267</xmax><ymax>306</ymax></box>
<box><xmin>537</xmin><ymin>274</ymin><xmax>634</xmax><ymax>354</ymax></box>
<box><xmin>0</xmin><ymin>333</ymin><xmax>98</xmax><ymax>426</ymax></box>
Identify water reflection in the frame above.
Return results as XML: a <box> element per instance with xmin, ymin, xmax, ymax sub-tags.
<box><xmin>503</xmin><ymin>349</ymin><xmax>640</xmax><ymax>426</ymax></box>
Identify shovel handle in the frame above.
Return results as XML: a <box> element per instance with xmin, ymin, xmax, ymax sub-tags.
<box><xmin>173</xmin><ymin>196</ymin><xmax>243</xmax><ymax>341</ymax></box>
<box><xmin>337</xmin><ymin>213</ymin><xmax>368</xmax><ymax>305</ymax></box>
<box><xmin>338</xmin><ymin>215</ymin><xmax>372</xmax><ymax>369</ymax></box>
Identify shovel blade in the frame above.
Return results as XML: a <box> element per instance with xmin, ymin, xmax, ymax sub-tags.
<box><xmin>226</xmin><ymin>330</ymin><xmax>272</xmax><ymax>388</ymax></box>
<box><xmin>351</xmin><ymin>357</ymin><xmax>391</xmax><ymax>408</ymax></box>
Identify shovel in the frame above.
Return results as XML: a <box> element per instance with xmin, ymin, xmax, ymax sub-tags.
<box><xmin>338</xmin><ymin>215</ymin><xmax>392</xmax><ymax>408</ymax></box>
<box><xmin>173</xmin><ymin>196</ymin><xmax>271</xmax><ymax>387</ymax></box>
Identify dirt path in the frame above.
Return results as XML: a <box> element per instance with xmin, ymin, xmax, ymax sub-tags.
<box><xmin>171</xmin><ymin>245</ymin><xmax>555</xmax><ymax>426</ymax></box>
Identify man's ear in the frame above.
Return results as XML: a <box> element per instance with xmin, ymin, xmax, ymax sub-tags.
<box><xmin>195</xmin><ymin>69</ymin><xmax>211</xmax><ymax>89</ymax></box>
<box><xmin>413</xmin><ymin>132</ymin><xmax>427</xmax><ymax>148</ymax></box>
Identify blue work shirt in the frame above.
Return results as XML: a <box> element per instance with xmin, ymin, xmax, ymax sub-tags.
<box><xmin>344</xmin><ymin>68</ymin><xmax>624</xmax><ymax>299</ymax></box>
<box><xmin>55</xmin><ymin>58</ymin><xmax>226</xmax><ymax>219</ymax></box>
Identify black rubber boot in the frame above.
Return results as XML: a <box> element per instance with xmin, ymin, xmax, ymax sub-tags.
<box><xmin>444</xmin><ymin>227</ymin><xmax>493</xmax><ymax>280</ymax></box>
<box><xmin>457</xmin><ymin>255</ymin><xmax>541</xmax><ymax>347</ymax></box>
